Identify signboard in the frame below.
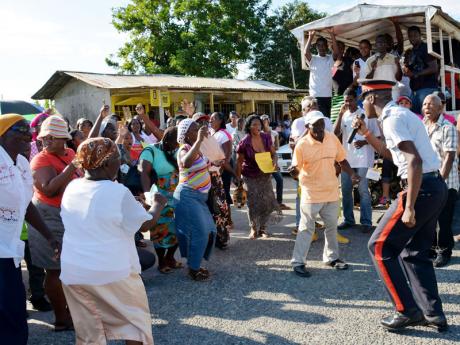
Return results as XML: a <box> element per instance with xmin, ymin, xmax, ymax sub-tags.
<box><xmin>160</xmin><ymin>92</ymin><xmax>170</xmax><ymax>107</ymax></box>
<box><xmin>150</xmin><ymin>90</ymin><xmax>160</xmax><ymax>106</ymax></box>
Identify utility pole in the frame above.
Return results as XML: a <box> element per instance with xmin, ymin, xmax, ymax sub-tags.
<box><xmin>289</xmin><ymin>54</ymin><xmax>297</xmax><ymax>89</ymax></box>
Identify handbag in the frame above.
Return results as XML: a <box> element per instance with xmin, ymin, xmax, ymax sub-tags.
<box><xmin>124</xmin><ymin>146</ymin><xmax>156</xmax><ymax>194</ymax></box>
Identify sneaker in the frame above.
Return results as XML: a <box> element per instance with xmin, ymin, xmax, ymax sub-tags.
<box><xmin>291</xmin><ymin>228</ymin><xmax>298</xmax><ymax>235</ymax></box>
<box><xmin>376</xmin><ymin>197</ymin><xmax>390</xmax><ymax>209</ymax></box>
<box><xmin>337</xmin><ymin>222</ymin><xmax>354</xmax><ymax>230</ymax></box>
<box><xmin>336</xmin><ymin>233</ymin><xmax>350</xmax><ymax>244</ymax></box>
<box><xmin>293</xmin><ymin>265</ymin><xmax>311</xmax><ymax>277</ymax></box>
<box><xmin>30</xmin><ymin>297</ymin><xmax>53</xmax><ymax>312</ymax></box>
<box><xmin>326</xmin><ymin>259</ymin><xmax>349</xmax><ymax>270</ymax></box>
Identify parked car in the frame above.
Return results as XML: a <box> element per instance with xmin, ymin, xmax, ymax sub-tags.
<box><xmin>276</xmin><ymin>144</ymin><xmax>292</xmax><ymax>174</ymax></box>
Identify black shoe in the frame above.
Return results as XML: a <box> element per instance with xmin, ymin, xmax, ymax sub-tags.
<box><xmin>326</xmin><ymin>259</ymin><xmax>349</xmax><ymax>270</ymax></box>
<box><xmin>337</xmin><ymin>222</ymin><xmax>354</xmax><ymax>230</ymax></box>
<box><xmin>293</xmin><ymin>265</ymin><xmax>311</xmax><ymax>277</ymax></box>
<box><xmin>30</xmin><ymin>297</ymin><xmax>53</xmax><ymax>312</ymax></box>
<box><xmin>424</xmin><ymin>314</ymin><xmax>448</xmax><ymax>332</ymax></box>
<box><xmin>433</xmin><ymin>253</ymin><xmax>450</xmax><ymax>268</ymax></box>
<box><xmin>381</xmin><ymin>310</ymin><xmax>426</xmax><ymax>331</ymax></box>
<box><xmin>360</xmin><ymin>225</ymin><xmax>374</xmax><ymax>234</ymax></box>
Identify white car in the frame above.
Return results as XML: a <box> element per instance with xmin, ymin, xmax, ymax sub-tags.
<box><xmin>276</xmin><ymin>144</ymin><xmax>292</xmax><ymax>173</ymax></box>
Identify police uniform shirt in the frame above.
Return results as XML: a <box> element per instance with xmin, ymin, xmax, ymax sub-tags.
<box><xmin>381</xmin><ymin>101</ymin><xmax>440</xmax><ymax>179</ymax></box>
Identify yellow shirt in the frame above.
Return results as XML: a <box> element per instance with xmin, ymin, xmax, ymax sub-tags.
<box><xmin>293</xmin><ymin>132</ymin><xmax>346</xmax><ymax>204</ymax></box>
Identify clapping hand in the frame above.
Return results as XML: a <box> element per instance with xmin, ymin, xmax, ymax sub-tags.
<box><xmin>197</xmin><ymin>125</ymin><xmax>209</xmax><ymax>143</ymax></box>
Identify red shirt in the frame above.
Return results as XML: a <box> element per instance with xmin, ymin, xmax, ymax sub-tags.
<box><xmin>30</xmin><ymin>148</ymin><xmax>78</xmax><ymax>207</ymax></box>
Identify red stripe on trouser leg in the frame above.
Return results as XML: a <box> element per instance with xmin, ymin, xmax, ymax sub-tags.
<box><xmin>374</xmin><ymin>193</ymin><xmax>406</xmax><ymax>312</ymax></box>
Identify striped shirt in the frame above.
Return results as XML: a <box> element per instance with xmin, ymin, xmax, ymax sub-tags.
<box><xmin>178</xmin><ymin>144</ymin><xmax>211</xmax><ymax>193</ymax></box>
<box><xmin>423</xmin><ymin>114</ymin><xmax>459</xmax><ymax>190</ymax></box>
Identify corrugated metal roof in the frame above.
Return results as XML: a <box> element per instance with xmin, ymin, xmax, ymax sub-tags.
<box><xmin>32</xmin><ymin>71</ymin><xmax>294</xmax><ymax>100</ymax></box>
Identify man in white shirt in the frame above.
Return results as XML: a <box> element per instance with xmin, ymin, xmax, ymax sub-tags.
<box><xmin>304</xmin><ymin>31</ymin><xmax>334</xmax><ymax>117</ymax></box>
<box><xmin>225</xmin><ymin>111</ymin><xmax>239</xmax><ymax>136</ymax></box>
<box><xmin>353</xmin><ymin>79</ymin><xmax>447</xmax><ymax>332</ymax></box>
<box><xmin>364</xmin><ymin>35</ymin><xmax>402</xmax><ymax>100</ymax></box>
<box><xmin>0</xmin><ymin>114</ymin><xmax>59</xmax><ymax>345</ymax></box>
<box><xmin>334</xmin><ymin>88</ymin><xmax>379</xmax><ymax>233</ymax></box>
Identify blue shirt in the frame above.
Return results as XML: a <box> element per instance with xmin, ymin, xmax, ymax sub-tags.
<box><xmin>381</xmin><ymin>102</ymin><xmax>440</xmax><ymax>179</ymax></box>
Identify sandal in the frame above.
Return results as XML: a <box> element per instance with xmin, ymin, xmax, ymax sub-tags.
<box><xmin>258</xmin><ymin>228</ymin><xmax>270</xmax><ymax>238</ymax></box>
<box><xmin>158</xmin><ymin>266</ymin><xmax>173</xmax><ymax>274</ymax></box>
<box><xmin>167</xmin><ymin>260</ymin><xmax>184</xmax><ymax>269</ymax></box>
<box><xmin>249</xmin><ymin>229</ymin><xmax>257</xmax><ymax>239</ymax></box>
<box><xmin>54</xmin><ymin>322</ymin><xmax>74</xmax><ymax>332</ymax></box>
<box><xmin>189</xmin><ymin>269</ymin><xmax>210</xmax><ymax>281</ymax></box>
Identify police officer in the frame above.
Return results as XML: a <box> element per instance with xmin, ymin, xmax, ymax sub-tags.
<box><xmin>352</xmin><ymin>79</ymin><xmax>448</xmax><ymax>332</ymax></box>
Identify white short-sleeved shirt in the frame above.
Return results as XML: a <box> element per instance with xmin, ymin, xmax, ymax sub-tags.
<box><xmin>226</xmin><ymin>123</ymin><xmax>237</xmax><ymax>136</ymax></box>
<box><xmin>0</xmin><ymin>147</ymin><xmax>33</xmax><ymax>267</ymax></box>
<box><xmin>381</xmin><ymin>102</ymin><xmax>440</xmax><ymax>178</ymax></box>
<box><xmin>60</xmin><ymin>179</ymin><xmax>152</xmax><ymax>285</ymax></box>
<box><xmin>307</xmin><ymin>55</ymin><xmax>334</xmax><ymax>97</ymax></box>
<box><xmin>290</xmin><ymin>116</ymin><xmax>333</xmax><ymax>141</ymax></box>
<box><xmin>209</xmin><ymin>129</ymin><xmax>231</xmax><ymax>172</ymax></box>
<box><xmin>340</xmin><ymin>108</ymin><xmax>380</xmax><ymax>168</ymax></box>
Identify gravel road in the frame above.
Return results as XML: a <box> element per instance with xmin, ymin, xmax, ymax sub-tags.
<box><xmin>26</xmin><ymin>177</ymin><xmax>460</xmax><ymax>345</ymax></box>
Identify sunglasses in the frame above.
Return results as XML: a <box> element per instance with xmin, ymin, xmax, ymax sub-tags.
<box><xmin>9</xmin><ymin>125</ymin><xmax>32</xmax><ymax>134</ymax></box>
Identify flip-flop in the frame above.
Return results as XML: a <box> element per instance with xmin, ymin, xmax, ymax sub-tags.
<box><xmin>158</xmin><ymin>266</ymin><xmax>173</xmax><ymax>274</ymax></box>
<box><xmin>54</xmin><ymin>323</ymin><xmax>74</xmax><ymax>332</ymax></box>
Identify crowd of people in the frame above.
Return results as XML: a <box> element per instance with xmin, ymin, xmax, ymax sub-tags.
<box><xmin>1</xmin><ymin>19</ymin><xmax>459</xmax><ymax>345</ymax></box>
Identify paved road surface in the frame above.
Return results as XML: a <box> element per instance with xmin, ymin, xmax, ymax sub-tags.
<box><xmin>26</xmin><ymin>177</ymin><xmax>460</xmax><ymax>344</ymax></box>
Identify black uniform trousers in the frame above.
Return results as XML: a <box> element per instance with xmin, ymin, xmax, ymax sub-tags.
<box><xmin>0</xmin><ymin>258</ymin><xmax>28</xmax><ymax>345</ymax></box>
<box><xmin>434</xmin><ymin>188</ymin><xmax>457</xmax><ymax>256</ymax></box>
<box><xmin>368</xmin><ymin>175</ymin><xmax>447</xmax><ymax>316</ymax></box>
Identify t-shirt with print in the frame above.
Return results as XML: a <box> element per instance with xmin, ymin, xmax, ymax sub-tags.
<box><xmin>340</xmin><ymin>108</ymin><xmax>380</xmax><ymax>168</ymax></box>
<box><xmin>307</xmin><ymin>55</ymin><xmax>334</xmax><ymax>97</ymax></box>
<box><xmin>405</xmin><ymin>42</ymin><xmax>438</xmax><ymax>91</ymax></box>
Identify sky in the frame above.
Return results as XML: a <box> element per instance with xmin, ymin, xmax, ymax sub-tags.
<box><xmin>0</xmin><ymin>0</ymin><xmax>459</xmax><ymax>102</ymax></box>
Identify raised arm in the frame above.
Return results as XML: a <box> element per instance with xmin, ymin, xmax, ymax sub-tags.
<box><xmin>391</xmin><ymin>18</ymin><xmax>404</xmax><ymax>56</ymax></box>
<box><xmin>88</xmin><ymin>105</ymin><xmax>110</xmax><ymax>138</ymax></box>
<box><xmin>136</xmin><ymin>106</ymin><xmax>164</xmax><ymax>141</ymax></box>
<box><xmin>303</xmin><ymin>31</ymin><xmax>315</xmax><ymax>63</ymax></box>
<box><xmin>327</xmin><ymin>28</ymin><xmax>340</xmax><ymax>60</ymax></box>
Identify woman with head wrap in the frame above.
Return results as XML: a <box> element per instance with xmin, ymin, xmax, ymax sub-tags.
<box><xmin>173</xmin><ymin>119</ymin><xmax>216</xmax><ymax>281</ymax></box>
<box><xmin>29</xmin><ymin>112</ymin><xmax>50</xmax><ymax>160</ymax></box>
<box><xmin>138</xmin><ymin>126</ymin><xmax>181</xmax><ymax>273</ymax></box>
<box><xmin>0</xmin><ymin>114</ymin><xmax>60</xmax><ymax>344</ymax></box>
<box><xmin>60</xmin><ymin>137</ymin><xmax>166</xmax><ymax>345</ymax></box>
<box><xmin>28</xmin><ymin>115</ymin><xmax>81</xmax><ymax>331</ymax></box>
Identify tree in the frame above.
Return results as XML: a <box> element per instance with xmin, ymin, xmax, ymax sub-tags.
<box><xmin>250</xmin><ymin>1</ymin><xmax>325</xmax><ymax>88</ymax></box>
<box><xmin>107</xmin><ymin>0</ymin><xmax>270</xmax><ymax>77</ymax></box>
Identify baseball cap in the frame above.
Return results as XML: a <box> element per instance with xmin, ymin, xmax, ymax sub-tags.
<box><xmin>304</xmin><ymin>110</ymin><xmax>326</xmax><ymax>125</ymax></box>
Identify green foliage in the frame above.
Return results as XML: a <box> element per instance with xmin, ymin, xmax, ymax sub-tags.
<box><xmin>250</xmin><ymin>1</ymin><xmax>325</xmax><ymax>88</ymax></box>
<box><xmin>107</xmin><ymin>0</ymin><xmax>270</xmax><ymax>77</ymax></box>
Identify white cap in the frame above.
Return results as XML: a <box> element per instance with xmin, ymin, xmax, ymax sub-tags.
<box><xmin>304</xmin><ymin>110</ymin><xmax>326</xmax><ymax>125</ymax></box>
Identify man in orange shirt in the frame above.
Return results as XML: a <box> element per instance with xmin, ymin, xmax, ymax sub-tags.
<box><xmin>289</xmin><ymin>111</ymin><xmax>359</xmax><ymax>277</ymax></box>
